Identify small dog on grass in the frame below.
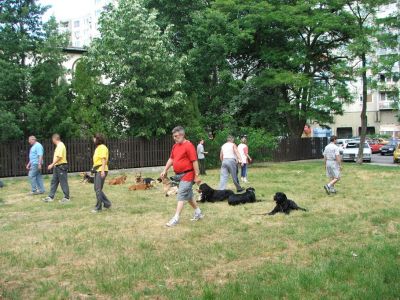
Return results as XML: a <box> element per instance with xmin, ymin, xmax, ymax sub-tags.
<box><xmin>80</xmin><ymin>172</ymin><xmax>94</xmax><ymax>184</ymax></box>
<box><xmin>267</xmin><ymin>192</ymin><xmax>307</xmax><ymax>215</ymax></box>
<box><xmin>108</xmin><ymin>175</ymin><xmax>127</xmax><ymax>185</ymax></box>
<box><xmin>135</xmin><ymin>173</ymin><xmax>156</xmax><ymax>187</ymax></box>
<box><xmin>128</xmin><ymin>183</ymin><xmax>150</xmax><ymax>191</ymax></box>
<box><xmin>157</xmin><ymin>177</ymin><xmax>179</xmax><ymax>197</ymax></box>
<box><xmin>228</xmin><ymin>187</ymin><xmax>257</xmax><ymax>206</ymax></box>
<box><xmin>197</xmin><ymin>183</ymin><xmax>234</xmax><ymax>203</ymax></box>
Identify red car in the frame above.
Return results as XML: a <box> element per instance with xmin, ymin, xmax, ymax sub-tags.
<box><xmin>369</xmin><ymin>142</ymin><xmax>384</xmax><ymax>153</ymax></box>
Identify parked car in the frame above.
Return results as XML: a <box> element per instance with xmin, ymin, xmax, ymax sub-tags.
<box><xmin>342</xmin><ymin>141</ymin><xmax>372</xmax><ymax>162</ymax></box>
<box><xmin>393</xmin><ymin>144</ymin><xmax>400</xmax><ymax>163</ymax></box>
<box><xmin>380</xmin><ymin>141</ymin><xmax>398</xmax><ymax>156</ymax></box>
<box><xmin>369</xmin><ymin>140</ymin><xmax>385</xmax><ymax>153</ymax></box>
<box><xmin>337</xmin><ymin>139</ymin><xmax>351</xmax><ymax>155</ymax></box>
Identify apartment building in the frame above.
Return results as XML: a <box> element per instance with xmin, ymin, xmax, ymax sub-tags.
<box><xmin>327</xmin><ymin>3</ymin><xmax>399</xmax><ymax>139</ymax></box>
<box><xmin>60</xmin><ymin>0</ymin><xmax>117</xmax><ymax>47</ymax></box>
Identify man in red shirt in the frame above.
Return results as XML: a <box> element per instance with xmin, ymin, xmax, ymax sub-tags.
<box><xmin>161</xmin><ymin>126</ymin><xmax>203</xmax><ymax>227</ymax></box>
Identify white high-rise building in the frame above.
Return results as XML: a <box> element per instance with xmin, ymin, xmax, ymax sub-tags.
<box><xmin>324</xmin><ymin>3</ymin><xmax>400</xmax><ymax>138</ymax></box>
<box><xmin>60</xmin><ymin>0</ymin><xmax>117</xmax><ymax>47</ymax></box>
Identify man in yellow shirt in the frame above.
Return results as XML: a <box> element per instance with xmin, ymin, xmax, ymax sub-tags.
<box><xmin>42</xmin><ymin>134</ymin><xmax>70</xmax><ymax>203</ymax></box>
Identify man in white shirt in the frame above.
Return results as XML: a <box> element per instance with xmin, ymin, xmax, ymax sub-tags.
<box><xmin>197</xmin><ymin>139</ymin><xmax>208</xmax><ymax>175</ymax></box>
<box><xmin>323</xmin><ymin>135</ymin><xmax>342</xmax><ymax>195</ymax></box>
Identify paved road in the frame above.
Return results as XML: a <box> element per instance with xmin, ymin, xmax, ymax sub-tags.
<box><xmin>371</xmin><ymin>153</ymin><xmax>397</xmax><ymax>166</ymax></box>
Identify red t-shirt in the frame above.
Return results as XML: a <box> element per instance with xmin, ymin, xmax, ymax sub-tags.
<box><xmin>170</xmin><ymin>140</ymin><xmax>197</xmax><ymax>181</ymax></box>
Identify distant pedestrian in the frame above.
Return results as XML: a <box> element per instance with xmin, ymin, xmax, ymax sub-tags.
<box><xmin>323</xmin><ymin>135</ymin><xmax>342</xmax><ymax>194</ymax></box>
<box><xmin>218</xmin><ymin>135</ymin><xmax>243</xmax><ymax>192</ymax></box>
<box><xmin>42</xmin><ymin>134</ymin><xmax>70</xmax><ymax>203</ymax></box>
<box><xmin>238</xmin><ymin>137</ymin><xmax>252</xmax><ymax>183</ymax></box>
<box><xmin>91</xmin><ymin>133</ymin><xmax>112</xmax><ymax>213</ymax></box>
<box><xmin>197</xmin><ymin>139</ymin><xmax>208</xmax><ymax>175</ymax></box>
<box><xmin>26</xmin><ymin>136</ymin><xmax>45</xmax><ymax>195</ymax></box>
<box><xmin>161</xmin><ymin>126</ymin><xmax>203</xmax><ymax>227</ymax></box>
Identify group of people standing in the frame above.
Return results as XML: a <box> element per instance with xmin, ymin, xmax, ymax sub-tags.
<box><xmin>26</xmin><ymin>133</ymin><xmax>112</xmax><ymax>213</ymax></box>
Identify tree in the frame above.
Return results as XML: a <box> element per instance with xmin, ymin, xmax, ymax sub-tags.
<box><xmin>194</xmin><ymin>0</ymin><xmax>356</xmax><ymax>136</ymax></box>
<box><xmin>86</xmin><ymin>0</ymin><xmax>186</xmax><ymax>137</ymax></box>
<box><xmin>0</xmin><ymin>0</ymin><xmax>46</xmax><ymax>140</ymax></box>
<box><xmin>23</xmin><ymin>17</ymin><xmax>79</xmax><ymax>138</ymax></box>
<box><xmin>345</xmin><ymin>0</ymin><xmax>397</xmax><ymax>163</ymax></box>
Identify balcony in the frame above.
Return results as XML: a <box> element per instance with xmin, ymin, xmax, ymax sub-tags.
<box><xmin>379</xmin><ymin>100</ymin><xmax>397</xmax><ymax>110</ymax></box>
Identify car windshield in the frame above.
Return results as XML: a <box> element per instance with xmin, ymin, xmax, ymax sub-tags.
<box><xmin>346</xmin><ymin>143</ymin><xmax>369</xmax><ymax>149</ymax></box>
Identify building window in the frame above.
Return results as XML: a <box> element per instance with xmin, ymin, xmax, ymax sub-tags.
<box><xmin>380</xmin><ymin>92</ymin><xmax>386</xmax><ymax>102</ymax></box>
<box><xmin>74</xmin><ymin>20</ymin><xmax>80</xmax><ymax>28</ymax></box>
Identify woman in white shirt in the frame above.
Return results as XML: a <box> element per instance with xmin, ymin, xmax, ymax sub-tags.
<box><xmin>218</xmin><ymin>135</ymin><xmax>243</xmax><ymax>192</ymax></box>
<box><xmin>238</xmin><ymin>137</ymin><xmax>252</xmax><ymax>183</ymax></box>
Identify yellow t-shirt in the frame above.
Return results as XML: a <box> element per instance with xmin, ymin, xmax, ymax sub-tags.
<box><xmin>93</xmin><ymin>144</ymin><xmax>109</xmax><ymax>172</ymax></box>
<box><xmin>54</xmin><ymin>142</ymin><xmax>67</xmax><ymax>165</ymax></box>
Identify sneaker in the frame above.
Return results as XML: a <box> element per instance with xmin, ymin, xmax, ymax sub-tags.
<box><xmin>330</xmin><ymin>187</ymin><xmax>337</xmax><ymax>194</ymax></box>
<box><xmin>243</xmin><ymin>178</ymin><xmax>249</xmax><ymax>183</ymax></box>
<box><xmin>191</xmin><ymin>212</ymin><xmax>204</xmax><ymax>221</ymax></box>
<box><xmin>166</xmin><ymin>217</ymin><xmax>179</xmax><ymax>227</ymax></box>
<box><xmin>323</xmin><ymin>185</ymin><xmax>331</xmax><ymax>195</ymax></box>
<box><xmin>59</xmin><ymin>198</ymin><xmax>70</xmax><ymax>204</ymax></box>
<box><xmin>91</xmin><ymin>209</ymin><xmax>101</xmax><ymax>213</ymax></box>
<box><xmin>42</xmin><ymin>196</ymin><xmax>54</xmax><ymax>203</ymax></box>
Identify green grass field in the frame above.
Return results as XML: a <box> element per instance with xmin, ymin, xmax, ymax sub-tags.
<box><xmin>0</xmin><ymin>161</ymin><xmax>399</xmax><ymax>299</ymax></box>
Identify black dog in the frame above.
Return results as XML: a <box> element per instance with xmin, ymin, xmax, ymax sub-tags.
<box><xmin>268</xmin><ymin>192</ymin><xmax>307</xmax><ymax>215</ymax></box>
<box><xmin>228</xmin><ymin>187</ymin><xmax>256</xmax><ymax>206</ymax></box>
<box><xmin>81</xmin><ymin>172</ymin><xmax>95</xmax><ymax>184</ymax></box>
<box><xmin>198</xmin><ymin>183</ymin><xmax>234</xmax><ymax>203</ymax></box>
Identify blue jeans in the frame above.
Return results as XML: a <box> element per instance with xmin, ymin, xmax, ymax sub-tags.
<box><xmin>28</xmin><ymin>164</ymin><xmax>45</xmax><ymax>193</ymax></box>
<box><xmin>241</xmin><ymin>163</ymin><xmax>248</xmax><ymax>178</ymax></box>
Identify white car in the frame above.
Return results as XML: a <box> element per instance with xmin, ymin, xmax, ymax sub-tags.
<box><xmin>337</xmin><ymin>139</ymin><xmax>351</xmax><ymax>155</ymax></box>
<box><xmin>342</xmin><ymin>141</ymin><xmax>372</xmax><ymax>162</ymax></box>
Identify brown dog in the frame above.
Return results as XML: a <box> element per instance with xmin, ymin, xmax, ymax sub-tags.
<box><xmin>135</xmin><ymin>173</ymin><xmax>143</xmax><ymax>184</ymax></box>
<box><xmin>128</xmin><ymin>183</ymin><xmax>149</xmax><ymax>191</ymax></box>
<box><xmin>108</xmin><ymin>175</ymin><xmax>127</xmax><ymax>185</ymax></box>
<box><xmin>157</xmin><ymin>177</ymin><xmax>179</xmax><ymax>197</ymax></box>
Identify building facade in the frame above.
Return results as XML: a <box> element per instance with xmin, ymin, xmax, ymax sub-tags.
<box><xmin>326</xmin><ymin>3</ymin><xmax>399</xmax><ymax>139</ymax></box>
<box><xmin>60</xmin><ymin>0</ymin><xmax>117</xmax><ymax>47</ymax></box>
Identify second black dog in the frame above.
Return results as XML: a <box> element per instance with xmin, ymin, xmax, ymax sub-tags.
<box><xmin>198</xmin><ymin>183</ymin><xmax>234</xmax><ymax>203</ymax></box>
<box><xmin>228</xmin><ymin>187</ymin><xmax>256</xmax><ymax>206</ymax></box>
<box><xmin>268</xmin><ymin>192</ymin><xmax>307</xmax><ymax>215</ymax></box>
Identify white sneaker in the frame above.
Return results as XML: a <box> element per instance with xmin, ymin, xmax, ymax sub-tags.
<box><xmin>42</xmin><ymin>196</ymin><xmax>54</xmax><ymax>203</ymax></box>
<box><xmin>166</xmin><ymin>217</ymin><xmax>179</xmax><ymax>227</ymax></box>
<box><xmin>243</xmin><ymin>178</ymin><xmax>248</xmax><ymax>183</ymax></box>
<box><xmin>59</xmin><ymin>198</ymin><xmax>70</xmax><ymax>204</ymax></box>
<box><xmin>191</xmin><ymin>212</ymin><xmax>204</xmax><ymax>221</ymax></box>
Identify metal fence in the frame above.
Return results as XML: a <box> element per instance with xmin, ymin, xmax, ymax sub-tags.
<box><xmin>0</xmin><ymin>137</ymin><xmax>328</xmax><ymax>178</ymax></box>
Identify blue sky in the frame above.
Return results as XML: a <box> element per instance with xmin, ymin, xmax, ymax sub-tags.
<box><xmin>38</xmin><ymin>0</ymin><xmax>93</xmax><ymax>21</ymax></box>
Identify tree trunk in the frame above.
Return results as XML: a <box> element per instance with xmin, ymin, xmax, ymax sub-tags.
<box><xmin>357</xmin><ymin>52</ymin><xmax>368</xmax><ymax>164</ymax></box>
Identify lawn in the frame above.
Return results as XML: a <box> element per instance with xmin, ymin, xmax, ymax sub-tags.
<box><xmin>0</xmin><ymin>161</ymin><xmax>399</xmax><ymax>299</ymax></box>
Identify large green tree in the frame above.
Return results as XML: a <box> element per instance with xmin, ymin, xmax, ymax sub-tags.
<box><xmin>0</xmin><ymin>1</ymin><xmax>74</xmax><ymax>141</ymax></box>
<box><xmin>0</xmin><ymin>0</ymin><xmax>46</xmax><ymax>140</ymax></box>
<box><xmin>86</xmin><ymin>0</ymin><xmax>186</xmax><ymax>137</ymax></box>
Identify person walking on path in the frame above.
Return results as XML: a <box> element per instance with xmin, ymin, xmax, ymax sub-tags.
<box><xmin>197</xmin><ymin>139</ymin><xmax>208</xmax><ymax>175</ymax></box>
<box><xmin>161</xmin><ymin>126</ymin><xmax>203</xmax><ymax>227</ymax></box>
<box><xmin>218</xmin><ymin>135</ymin><xmax>243</xmax><ymax>192</ymax></box>
<box><xmin>238</xmin><ymin>137</ymin><xmax>252</xmax><ymax>183</ymax></box>
<box><xmin>91</xmin><ymin>133</ymin><xmax>112</xmax><ymax>213</ymax></box>
<box><xmin>42</xmin><ymin>134</ymin><xmax>70</xmax><ymax>203</ymax></box>
<box><xmin>26</xmin><ymin>136</ymin><xmax>45</xmax><ymax>195</ymax></box>
<box><xmin>323</xmin><ymin>135</ymin><xmax>342</xmax><ymax>195</ymax></box>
